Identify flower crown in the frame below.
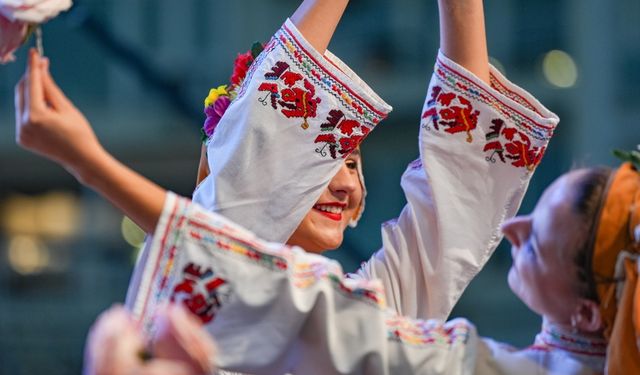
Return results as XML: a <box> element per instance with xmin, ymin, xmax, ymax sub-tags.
<box><xmin>201</xmin><ymin>42</ymin><xmax>264</xmax><ymax>141</ymax></box>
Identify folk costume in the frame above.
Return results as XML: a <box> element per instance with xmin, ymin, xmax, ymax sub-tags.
<box><xmin>125</xmin><ymin>19</ymin><xmax>575</xmax><ymax>374</ymax></box>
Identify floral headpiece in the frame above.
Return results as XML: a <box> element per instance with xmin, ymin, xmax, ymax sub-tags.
<box><xmin>201</xmin><ymin>42</ymin><xmax>264</xmax><ymax>141</ymax></box>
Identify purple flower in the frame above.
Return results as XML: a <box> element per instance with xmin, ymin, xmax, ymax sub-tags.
<box><xmin>203</xmin><ymin>96</ymin><xmax>231</xmax><ymax>138</ymax></box>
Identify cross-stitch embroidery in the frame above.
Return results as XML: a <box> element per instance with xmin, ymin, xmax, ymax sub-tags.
<box><xmin>314</xmin><ymin>109</ymin><xmax>371</xmax><ymax>159</ymax></box>
<box><xmin>421</xmin><ymin>85</ymin><xmax>479</xmax><ymax>142</ymax></box>
<box><xmin>171</xmin><ymin>263</ymin><xmax>230</xmax><ymax>323</ymax></box>
<box><xmin>484</xmin><ymin>118</ymin><xmax>547</xmax><ymax>171</ymax></box>
<box><xmin>258</xmin><ymin>60</ymin><xmax>321</xmax><ymax>129</ymax></box>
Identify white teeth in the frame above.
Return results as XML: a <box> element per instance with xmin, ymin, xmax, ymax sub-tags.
<box><xmin>315</xmin><ymin>204</ymin><xmax>343</xmax><ymax>214</ymax></box>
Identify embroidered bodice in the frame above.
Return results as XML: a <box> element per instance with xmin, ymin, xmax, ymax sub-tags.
<box><xmin>529</xmin><ymin>322</ymin><xmax>607</xmax><ymax>372</ymax></box>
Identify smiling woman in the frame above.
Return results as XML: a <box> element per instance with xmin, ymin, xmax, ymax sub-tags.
<box><xmin>30</xmin><ymin>0</ymin><xmax>640</xmax><ymax>373</ymax></box>
<box><xmin>286</xmin><ymin>152</ymin><xmax>363</xmax><ymax>253</ymax></box>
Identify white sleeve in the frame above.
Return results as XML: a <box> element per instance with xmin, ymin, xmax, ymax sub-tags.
<box><xmin>130</xmin><ymin>193</ymin><xmax>490</xmax><ymax>375</ymax></box>
<box><xmin>354</xmin><ymin>51</ymin><xmax>559</xmax><ymax>321</ymax></box>
<box><xmin>192</xmin><ymin>19</ymin><xmax>391</xmax><ymax>243</ymax></box>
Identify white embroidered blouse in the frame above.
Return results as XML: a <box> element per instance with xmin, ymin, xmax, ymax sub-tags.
<box><xmin>122</xmin><ymin>19</ymin><xmax>605</xmax><ymax>375</ymax></box>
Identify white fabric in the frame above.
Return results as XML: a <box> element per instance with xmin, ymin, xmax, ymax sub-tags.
<box><xmin>130</xmin><ymin>193</ymin><xmax>602</xmax><ymax>374</ymax></box>
<box><xmin>125</xmin><ymin>19</ymin><xmax>590</xmax><ymax>375</ymax></box>
<box><xmin>353</xmin><ymin>51</ymin><xmax>559</xmax><ymax>320</ymax></box>
<box><xmin>192</xmin><ymin>19</ymin><xmax>391</xmax><ymax>243</ymax></box>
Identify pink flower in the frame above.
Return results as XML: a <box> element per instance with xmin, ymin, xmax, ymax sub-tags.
<box><xmin>83</xmin><ymin>304</ymin><xmax>217</xmax><ymax>375</ymax></box>
<box><xmin>0</xmin><ymin>0</ymin><xmax>73</xmax><ymax>24</ymax></box>
<box><xmin>151</xmin><ymin>304</ymin><xmax>217</xmax><ymax>375</ymax></box>
<box><xmin>203</xmin><ymin>95</ymin><xmax>231</xmax><ymax>137</ymax></box>
<box><xmin>0</xmin><ymin>14</ymin><xmax>27</xmax><ymax>64</ymax></box>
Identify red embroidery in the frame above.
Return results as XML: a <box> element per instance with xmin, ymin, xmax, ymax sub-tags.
<box><xmin>314</xmin><ymin>110</ymin><xmax>370</xmax><ymax>159</ymax></box>
<box><xmin>258</xmin><ymin>61</ymin><xmax>321</xmax><ymax>129</ymax></box>
<box><xmin>171</xmin><ymin>263</ymin><xmax>229</xmax><ymax>323</ymax></box>
<box><xmin>422</xmin><ymin>86</ymin><xmax>479</xmax><ymax>142</ymax></box>
<box><xmin>483</xmin><ymin>118</ymin><xmax>546</xmax><ymax>170</ymax></box>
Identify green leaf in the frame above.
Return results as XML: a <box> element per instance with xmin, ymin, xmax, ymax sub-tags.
<box><xmin>613</xmin><ymin>148</ymin><xmax>640</xmax><ymax>170</ymax></box>
<box><xmin>250</xmin><ymin>41</ymin><xmax>264</xmax><ymax>59</ymax></box>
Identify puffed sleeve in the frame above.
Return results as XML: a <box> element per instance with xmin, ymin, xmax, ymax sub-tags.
<box><xmin>130</xmin><ymin>192</ymin><xmax>488</xmax><ymax>375</ymax></box>
<box><xmin>353</xmin><ymin>51</ymin><xmax>560</xmax><ymax>320</ymax></box>
<box><xmin>192</xmin><ymin>19</ymin><xmax>392</xmax><ymax>243</ymax></box>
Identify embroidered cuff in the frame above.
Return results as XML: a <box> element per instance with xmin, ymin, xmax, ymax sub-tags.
<box><xmin>423</xmin><ymin>50</ymin><xmax>559</xmax><ymax>171</ymax></box>
<box><xmin>235</xmin><ymin>18</ymin><xmax>392</xmax><ymax>160</ymax></box>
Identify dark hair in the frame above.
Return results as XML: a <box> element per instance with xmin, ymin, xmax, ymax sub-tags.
<box><xmin>572</xmin><ymin>167</ymin><xmax>613</xmax><ymax>301</ymax></box>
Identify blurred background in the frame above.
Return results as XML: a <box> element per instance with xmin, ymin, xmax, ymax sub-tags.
<box><xmin>0</xmin><ymin>0</ymin><xmax>638</xmax><ymax>373</ymax></box>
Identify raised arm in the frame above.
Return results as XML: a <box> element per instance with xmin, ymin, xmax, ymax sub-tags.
<box><xmin>16</xmin><ymin>50</ymin><xmax>165</xmax><ymax>233</ymax></box>
<box><xmin>438</xmin><ymin>0</ymin><xmax>490</xmax><ymax>84</ymax></box>
<box><xmin>290</xmin><ymin>0</ymin><xmax>349</xmax><ymax>53</ymax></box>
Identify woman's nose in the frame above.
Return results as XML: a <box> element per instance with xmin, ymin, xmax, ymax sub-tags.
<box><xmin>328</xmin><ymin>163</ymin><xmax>358</xmax><ymax>197</ymax></box>
<box><xmin>501</xmin><ymin>215</ymin><xmax>530</xmax><ymax>249</ymax></box>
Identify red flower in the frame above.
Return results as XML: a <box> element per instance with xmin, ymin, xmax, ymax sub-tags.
<box><xmin>230</xmin><ymin>51</ymin><xmax>254</xmax><ymax>86</ymax></box>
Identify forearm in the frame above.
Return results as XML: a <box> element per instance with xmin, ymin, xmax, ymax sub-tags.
<box><xmin>438</xmin><ymin>0</ymin><xmax>490</xmax><ymax>84</ymax></box>
<box><xmin>290</xmin><ymin>0</ymin><xmax>349</xmax><ymax>53</ymax></box>
<box><xmin>75</xmin><ymin>147</ymin><xmax>167</xmax><ymax>234</ymax></box>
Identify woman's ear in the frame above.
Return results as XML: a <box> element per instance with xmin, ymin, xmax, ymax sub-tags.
<box><xmin>572</xmin><ymin>298</ymin><xmax>604</xmax><ymax>333</ymax></box>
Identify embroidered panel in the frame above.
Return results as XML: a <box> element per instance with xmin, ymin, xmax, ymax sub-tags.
<box><xmin>313</xmin><ymin>109</ymin><xmax>370</xmax><ymax>159</ymax></box>
<box><xmin>257</xmin><ymin>60</ymin><xmax>321</xmax><ymax>130</ymax></box>
<box><xmin>489</xmin><ymin>74</ymin><xmax>539</xmax><ymax>114</ymax></box>
<box><xmin>171</xmin><ymin>263</ymin><xmax>231</xmax><ymax>323</ymax></box>
<box><xmin>422</xmin><ymin>85</ymin><xmax>548</xmax><ymax>170</ymax></box>
<box><xmin>483</xmin><ymin>118</ymin><xmax>546</xmax><ymax>170</ymax></box>
<box><xmin>421</xmin><ymin>85</ymin><xmax>479</xmax><ymax>143</ymax></box>
<box><xmin>278</xmin><ymin>24</ymin><xmax>387</xmax><ymax>128</ymax></box>
<box><xmin>535</xmin><ymin>325</ymin><xmax>607</xmax><ymax>357</ymax></box>
<box><xmin>386</xmin><ymin>316</ymin><xmax>471</xmax><ymax>347</ymax></box>
<box><xmin>182</xmin><ymin>212</ymin><xmax>385</xmax><ymax>308</ymax></box>
<box><xmin>434</xmin><ymin>57</ymin><xmax>554</xmax><ymax>142</ymax></box>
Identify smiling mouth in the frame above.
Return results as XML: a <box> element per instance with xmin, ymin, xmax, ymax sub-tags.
<box><xmin>313</xmin><ymin>203</ymin><xmax>345</xmax><ymax>221</ymax></box>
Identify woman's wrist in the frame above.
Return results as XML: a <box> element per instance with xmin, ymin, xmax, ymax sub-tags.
<box><xmin>70</xmin><ymin>144</ymin><xmax>111</xmax><ymax>188</ymax></box>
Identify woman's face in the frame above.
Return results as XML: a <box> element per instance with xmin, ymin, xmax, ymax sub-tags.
<box><xmin>286</xmin><ymin>152</ymin><xmax>363</xmax><ymax>253</ymax></box>
<box><xmin>502</xmin><ymin>170</ymin><xmax>589</xmax><ymax>324</ymax></box>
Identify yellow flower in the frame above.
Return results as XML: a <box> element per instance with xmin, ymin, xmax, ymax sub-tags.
<box><xmin>204</xmin><ymin>85</ymin><xmax>229</xmax><ymax>107</ymax></box>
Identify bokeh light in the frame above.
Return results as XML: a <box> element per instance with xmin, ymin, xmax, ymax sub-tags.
<box><xmin>8</xmin><ymin>235</ymin><xmax>50</xmax><ymax>275</ymax></box>
<box><xmin>542</xmin><ymin>50</ymin><xmax>579</xmax><ymax>88</ymax></box>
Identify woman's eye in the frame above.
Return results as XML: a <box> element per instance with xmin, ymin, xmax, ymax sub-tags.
<box><xmin>524</xmin><ymin>239</ymin><xmax>536</xmax><ymax>256</ymax></box>
<box><xmin>346</xmin><ymin>160</ymin><xmax>358</xmax><ymax>170</ymax></box>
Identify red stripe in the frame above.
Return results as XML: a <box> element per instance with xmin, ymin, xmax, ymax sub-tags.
<box><xmin>282</xmin><ymin>23</ymin><xmax>388</xmax><ymax>118</ymax></box>
<box><xmin>140</xmin><ymin>198</ymin><xmax>180</xmax><ymax>321</ymax></box>
<box><xmin>540</xmin><ymin>340</ymin><xmax>606</xmax><ymax>357</ymax></box>
<box><xmin>437</xmin><ymin>57</ymin><xmax>554</xmax><ymax>131</ymax></box>
<box><xmin>490</xmin><ymin>74</ymin><xmax>539</xmax><ymax>114</ymax></box>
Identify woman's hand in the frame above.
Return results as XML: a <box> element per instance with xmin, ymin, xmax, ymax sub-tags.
<box><xmin>84</xmin><ymin>304</ymin><xmax>217</xmax><ymax>375</ymax></box>
<box><xmin>15</xmin><ymin>48</ymin><xmax>105</xmax><ymax>183</ymax></box>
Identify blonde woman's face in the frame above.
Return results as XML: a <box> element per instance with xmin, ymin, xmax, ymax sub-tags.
<box><xmin>286</xmin><ymin>153</ymin><xmax>363</xmax><ymax>253</ymax></box>
<box><xmin>502</xmin><ymin>170</ymin><xmax>589</xmax><ymax>324</ymax></box>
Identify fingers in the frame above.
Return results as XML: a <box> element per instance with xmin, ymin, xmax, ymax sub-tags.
<box><xmin>14</xmin><ymin>76</ymin><xmax>25</xmax><ymax>129</ymax></box>
<box><xmin>40</xmin><ymin>57</ymin><xmax>72</xmax><ymax>110</ymax></box>
<box><xmin>25</xmin><ymin>48</ymin><xmax>46</xmax><ymax>114</ymax></box>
